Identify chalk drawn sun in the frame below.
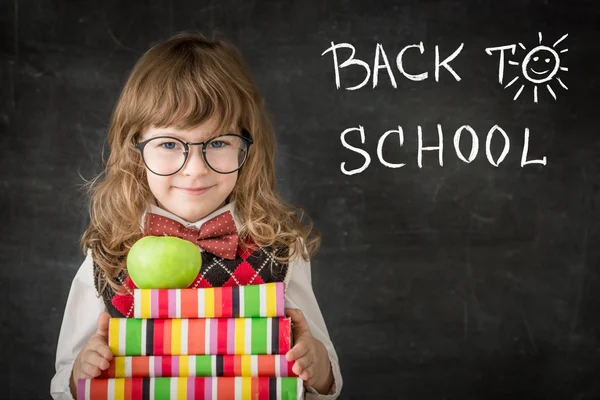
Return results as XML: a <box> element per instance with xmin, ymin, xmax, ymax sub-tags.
<box><xmin>505</xmin><ymin>32</ymin><xmax>568</xmax><ymax>103</ymax></box>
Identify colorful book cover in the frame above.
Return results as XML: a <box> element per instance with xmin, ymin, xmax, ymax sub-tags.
<box><xmin>78</xmin><ymin>377</ymin><xmax>304</xmax><ymax>400</ymax></box>
<box><xmin>109</xmin><ymin>317</ymin><xmax>292</xmax><ymax>356</ymax></box>
<box><xmin>133</xmin><ymin>282</ymin><xmax>285</xmax><ymax>319</ymax></box>
<box><xmin>99</xmin><ymin>355</ymin><xmax>297</xmax><ymax>378</ymax></box>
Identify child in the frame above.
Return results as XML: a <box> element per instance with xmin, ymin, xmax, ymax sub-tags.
<box><xmin>50</xmin><ymin>32</ymin><xmax>342</xmax><ymax>399</ymax></box>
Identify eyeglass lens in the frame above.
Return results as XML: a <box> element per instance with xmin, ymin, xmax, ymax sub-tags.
<box><xmin>142</xmin><ymin>135</ymin><xmax>248</xmax><ymax>175</ymax></box>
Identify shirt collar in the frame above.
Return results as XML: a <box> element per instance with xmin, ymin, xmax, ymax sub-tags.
<box><xmin>140</xmin><ymin>200</ymin><xmax>241</xmax><ymax>233</ymax></box>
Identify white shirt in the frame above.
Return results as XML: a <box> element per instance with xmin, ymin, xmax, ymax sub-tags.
<box><xmin>50</xmin><ymin>200</ymin><xmax>343</xmax><ymax>399</ymax></box>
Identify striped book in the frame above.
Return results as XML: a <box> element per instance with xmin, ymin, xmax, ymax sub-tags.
<box><xmin>133</xmin><ymin>283</ymin><xmax>285</xmax><ymax>319</ymax></box>
<box><xmin>109</xmin><ymin>317</ymin><xmax>292</xmax><ymax>356</ymax></box>
<box><xmin>78</xmin><ymin>377</ymin><xmax>303</xmax><ymax>400</ymax></box>
<box><xmin>99</xmin><ymin>355</ymin><xmax>297</xmax><ymax>378</ymax></box>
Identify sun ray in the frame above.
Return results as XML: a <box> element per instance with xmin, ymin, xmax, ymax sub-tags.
<box><xmin>560</xmin><ymin>67</ymin><xmax>568</xmax><ymax>71</ymax></box>
<box><xmin>519</xmin><ymin>43</ymin><xmax>526</xmax><ymax>50</ymax></box>
<box><xmin>553</xmin><ymin>33</ymin><xmax>568</xmax><ymax>48</ymax></box>
<box><xmin>546</xmin><ymin>84</ymin><xmax>557</xmax><ymax>100</ymax></box>
<box><xmin>557</xmin><ymin>78</ymin><xmax>568</xmax><ymax>90</ymax></box>
<box><xmin>560</xmin><ymin>49</ymin><xmax>568</xmax><ymax>53</ymax></box>
<box><xmin>534</xmin><ymin>85</ymin><xmax>538</xmax><ymax>103</ymax></box>
<box><xmin>514</xmin><ymin>85</ymin><xmax>525</xmax><ymax>100</ymax></box>
<box><xmin>538</xmin><ymin>32</ymin><xmax>543</xmax><ymax>44</ymax></box>
<box><xmin>505</xmin><ymin>76</ymin><xmax>520</xmax><ymax>89</ymax></box>
<box><xmin>508</xmin><ymin>60</ymin><xmax>520</xmax><ymax>65</ymax></box>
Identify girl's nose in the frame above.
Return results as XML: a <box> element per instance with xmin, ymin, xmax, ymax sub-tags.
<box><xmin>180</xmin><ymin>145</ymin><xmax>210</xmax><ymax>176</ymax></box>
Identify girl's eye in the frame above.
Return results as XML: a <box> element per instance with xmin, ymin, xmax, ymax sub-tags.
<box><xmin>209</xmin><ymin>140</ymin><xmax>228</xmax><ymax>149</ymax></box>
<box><xmin>159</xmin><ymin>141</ymin><xmax>180</xmax><ymax>150</ymax></box>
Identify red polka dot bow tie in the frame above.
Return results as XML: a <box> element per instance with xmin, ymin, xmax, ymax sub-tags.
<box><xmin>143</xmin><ymin>211</ymin><xmax>239</xmax><ymax>259</ymax></box>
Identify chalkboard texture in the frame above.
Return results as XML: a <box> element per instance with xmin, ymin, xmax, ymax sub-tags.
<box><xmin>2</xmin><ymin>1</ymin><xmax>600</xmax><ymax>399</ymax></box>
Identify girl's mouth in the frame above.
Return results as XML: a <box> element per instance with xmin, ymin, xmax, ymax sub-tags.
<box><xmin>175</xmin><ymin>186</ymin><xmax>212</xmax><ymax>195</ymax></box>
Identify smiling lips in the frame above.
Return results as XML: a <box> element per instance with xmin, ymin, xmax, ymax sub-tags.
<box><xmin>176</xmin><ymin>186</ymin><xmax>212</xmax><ymax>195</ymax></box>
<box><xmin>530</xmin><ymin>68</ymin><xmax>549</xmax><ymax>75</ymax></box>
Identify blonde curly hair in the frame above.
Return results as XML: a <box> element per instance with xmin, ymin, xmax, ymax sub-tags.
<box><xmin>79</xmin><ymin>32</ymin><xmax>320</xmax><ymax>295</ymax></box>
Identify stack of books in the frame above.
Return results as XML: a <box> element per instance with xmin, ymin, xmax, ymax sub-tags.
<box><xmin>77</xmin><ymin>282</ymin><xmax>304</xmax><ymax>399</ymax></box>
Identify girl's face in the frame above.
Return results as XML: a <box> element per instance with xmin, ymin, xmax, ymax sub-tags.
<box><xmin>140</xmin><ymin>116</ymin><xmax>238</xmax><ymax>222</ymax></box>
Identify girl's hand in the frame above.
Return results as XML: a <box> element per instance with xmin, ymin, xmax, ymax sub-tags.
<box><xmin>285</xmin><ymin>309</ymin><xmax>334</xmax><ymax>394</ymax></box>
<box><xmin>70</xmin><ymin>312</ymin><xmax>113</xmax><ymax>396</ymax></box>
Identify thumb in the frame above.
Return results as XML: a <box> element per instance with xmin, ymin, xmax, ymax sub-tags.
<box><xmin>95</xmin><ymin>311</ymin><xmax>111</xmax><ymax>339</ymax></box>
<box><xmin>286</xmin><ymin>308</ymin><xmax>310</xmax><ymax>336</ymax></box>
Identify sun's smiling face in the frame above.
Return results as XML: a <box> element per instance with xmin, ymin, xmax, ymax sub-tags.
<box><xmin>523</xmin><ymin>46</ymin><xmax>560</xmax><ymax>83</ymax></box>
<box><xmin>528</xmin><ymin>50</ymin><xmax>555</xmax><ymax>76</ymax></box>
<box><xmin>504</xmin><ymin>32</ymin><xmax>568</xmax><ymax>103</ymax></box>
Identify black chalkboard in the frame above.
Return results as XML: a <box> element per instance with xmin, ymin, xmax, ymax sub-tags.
<box><xmin>3</xmin><ymin>0</ymin><xmax>600</xmax><ymax>399</ymax></box>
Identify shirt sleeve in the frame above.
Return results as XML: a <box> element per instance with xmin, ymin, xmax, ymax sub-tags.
<box><xmin>284</xmin><ymin>252</ymin><xmax>343</xmax><ymax>399</ymax></box>
<box><xmin>50</xmin><ymin>249</ymin><xmax>107</xmax><ymax>400</ymax></box>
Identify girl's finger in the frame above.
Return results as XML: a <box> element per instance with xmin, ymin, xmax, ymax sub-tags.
<box><xmin>286</xmin><ymin>309</ymin><xmax>310</xmax><ymax>335</ymax></box>
<box><xmin>89</xmin><ymin>341</ymin><xmax>113</xmax><ymax>361</ymax></box>
<box><xmin>81</xmin><ymin>361</ymin><xmax>102</xmax><ymax>378</ymax></box>
<box><xmin>299</xmin><ymin>369</ymin><xmax>312</xmax><ymax>382</ymax></box>
<box><xmin>292</xmin><ymin>361</ymin><xmax>304</xmax><ymax>376</ymax></box>
<box><xmin>286</xmin><ymin>343</ymin><xmax>309</xmax><ymax>362</ymax></box>
<box><xmin>293</xmin><ymin>356</ymin><xmax>316</xmax><ymax>376</ymax></box>
<box><xmin>84</xmin><ymin>350</ymin><xmax>111</xmax><ymax>370</ymax></box>
<box><xmin>299</xmin><ymin>363</ymin><xmax>316</xmax><ymax>385</ymax></box>
<box><xmin>95</xmin><ymin>312</ymin><xmax>111</xmax><ymax>338</ymax></box>
<box><xmin>73</xmin><ymin>370</ymin><xmax>94</xmax><ymax>381</ymax></box>
<box><xmin>294</xmin><ymin>354</ymin><xmax>315</xmax><ymax>371</ymax></box>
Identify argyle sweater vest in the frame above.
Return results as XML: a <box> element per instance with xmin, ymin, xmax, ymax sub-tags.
<box><xmin>93</xmin><ymin>242</ymin><xmax>290</xmax><ymax>318</ymax></box>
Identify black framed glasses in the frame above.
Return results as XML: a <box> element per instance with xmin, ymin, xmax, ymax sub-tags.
<box><xmin>135</xmin><ymin>129</ymin><xmax>254</xmax><ymax>176</ymax></box>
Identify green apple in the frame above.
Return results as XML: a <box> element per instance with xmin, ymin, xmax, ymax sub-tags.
<box><xmin>127</xmin><ymin>236</ymin><xmax>202</xmax><ymax>289</ymax></box>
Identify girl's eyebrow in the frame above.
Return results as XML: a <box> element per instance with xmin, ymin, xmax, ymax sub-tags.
<box><xmin>148</xmin><ymin>130</ymin><xmax>218</xmax><ymax>140</ymax></box>
<box><xmin>148</xmin><ymin>131</ymin><xmax>182</xmax><ymax>138</ymax></box>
